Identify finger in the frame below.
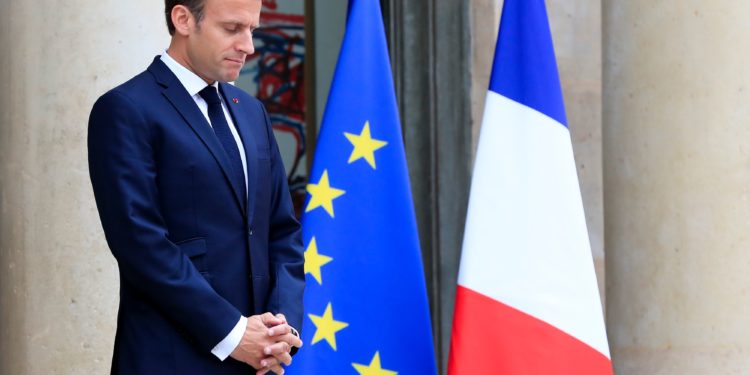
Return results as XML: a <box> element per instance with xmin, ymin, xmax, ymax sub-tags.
<box><xmin>267</xmin><ymin>324</ymin><xmax>291</xmax><ymax>337</ymax></box>
<box><xmin>277</xmin><ymin>332</ymin><xmax>303</xmax><ymax>348</ymax></box>
<box><xmin>288</xmin><ymin>332</ymin><xmax>303</xmax><ymax>348</ymax></box>
<box><xmin>264</xmin><ymin>341</ymin><xmax>291</xmax><ymax>357</ymax></box>
<box><xmin>267</xmin><ymin>325</ymin><xmax>302</xmax><ymax>348</ymax></box>
<box><xmin>275</xmin><ymin>313</ymin><xmax>287</xmax><ymax>324</ymax></box>
<box><xmin>267</xmin><ymin>331</ymin><xmax>303</xmax><ymax>350</ymax></box>
<box><xmin>264</xmin><ymin>343</ymin><xmax>293</xmax><ymax>365</ymax></box>
<box><xmin>260</xmin><ymin>359</ymin><xmax>285</xmax><ymax>375</ymax></box>
<box><xmin>257</xmin><ymin>357</ymin><xmax>292</xmax><ymax>375</ymax></box>
<box><xmin>259</xmin><ymin>356</ymin><xmax>280</xmax><ymax>369</ymax></box>
<box><xmin>270</xmin><ymin>364</ymin><xmax>285</xmax><ymax>375</ymax></box>
<box><xmin>257</xmin><ymin>362</ymin><xmax>285</xmax><ymax>375</ymax></box>
<box><xmin>272</xmin><ymin>351</ymin><xmax>292</xmax><ymax>366</ymax></box>
<box><xmin>260</xmin><ymin>312</ymin><xmax>284</xmax><ymax>327</ymax></box>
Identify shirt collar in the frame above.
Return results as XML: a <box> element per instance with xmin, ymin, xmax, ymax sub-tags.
<box><xmin>160</xmin><ymin>51</ymin><xmax>218</xmax><ymax>97</ymax></box>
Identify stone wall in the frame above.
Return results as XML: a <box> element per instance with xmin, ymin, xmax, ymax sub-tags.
<box><xmin>604</xmin><ymin>1</ymin><xmax>750</xmax><ymax>373</ymax></box>
<box><xmin>0</xmin><ymin>1</ymin><xmax>168</xmax><ymax>373</ymax></box>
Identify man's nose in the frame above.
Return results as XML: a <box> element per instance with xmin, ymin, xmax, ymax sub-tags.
<box><xmin>237</xmin><ymin>30</ymin><xmax>255</xmax><ymax>56</ymax></box>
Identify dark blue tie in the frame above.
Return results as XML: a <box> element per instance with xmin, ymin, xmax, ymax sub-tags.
<box><xmin>199</xmin><ymin>85</ymin><xmax>246</xmax><ymax>201</ymax></box>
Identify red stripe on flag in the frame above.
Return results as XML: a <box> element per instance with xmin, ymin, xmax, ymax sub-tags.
<box><xmin>448</xmin><ymin>286</ymin><xmax>612</xmax><ymax>375</ymax></box>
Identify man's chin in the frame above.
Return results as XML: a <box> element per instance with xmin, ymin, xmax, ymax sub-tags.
<box><xmin>221</xmin><ymin>71</ymin><xmax>242</xmax><ymax>83</ymax></box>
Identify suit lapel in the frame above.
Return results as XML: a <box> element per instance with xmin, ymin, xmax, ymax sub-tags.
<box><xmin>220</xmin><ymin>83</ymin><xmax>258</xmax><ymax>225</ymax></box>
<box><xmin>148</xmin><ymin>58</ymin><xmax>246</xmax><ymax>215</ymax></box>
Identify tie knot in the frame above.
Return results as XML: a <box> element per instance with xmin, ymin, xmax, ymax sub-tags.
<box><xmin>199</xmin><ymin>85</ymin><xmax>222</xmax><ymax>105</ymax></box>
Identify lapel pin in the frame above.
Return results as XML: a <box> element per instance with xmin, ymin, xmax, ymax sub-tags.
<box><xmin>232</xmin><ymin>98</ymin><xmax>239</xmax><ymax>104</ymax></box>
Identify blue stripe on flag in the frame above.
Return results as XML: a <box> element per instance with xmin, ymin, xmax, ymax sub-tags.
<box><xmin>488</xmin><ymin>0</ymin><xmax>568</xmax><ymax>127</ymax></box>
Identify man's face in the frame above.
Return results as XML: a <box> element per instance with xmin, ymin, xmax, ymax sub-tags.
<box><xmin>185</xmin><ymin>0</ymin><xmax>261</xmax><ymax>83</ymax></box>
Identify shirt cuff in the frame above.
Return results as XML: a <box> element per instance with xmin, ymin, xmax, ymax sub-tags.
<box><xmin>211</xmin><ymin>316</ymin><xmax>247</xmax><ymax>361</ymax></box>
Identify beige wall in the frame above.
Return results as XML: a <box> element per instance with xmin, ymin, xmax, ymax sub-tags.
<box><xmin>604</xmin><ymin>1</ymin><xmax>750</xmax><ymax>373</ymax></box>
<box><xmin>0</xmin><ymin>1</ymin><xmax>168</xmax><ymax>373</ymax></box>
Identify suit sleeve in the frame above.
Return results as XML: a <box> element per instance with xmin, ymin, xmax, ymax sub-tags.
<box><xmin>88</xmin><ymin>90</ymin><xmax>241</xmax><ymax>352</ymax></box>
<box><xmin>258</xmin><ymin>102</ymin><xmax>306</xmax><ymax>338</ymax></box>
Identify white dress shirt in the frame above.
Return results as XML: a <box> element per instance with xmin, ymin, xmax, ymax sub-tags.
<box><xmin>160</xmin><ymin>52</ymin><xmax>248</xmax><ymax>193</ymax></box>
<box><xmin>160</xmin><ymin>52</ymin><xmax>248</xmax><ymax>361</ymax></box>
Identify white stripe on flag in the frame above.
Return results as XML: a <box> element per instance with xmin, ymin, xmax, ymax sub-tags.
<box><xmin>458</xmin><ymin>90</ymin><xmax>610</xmax><ymax>358</ymax></box>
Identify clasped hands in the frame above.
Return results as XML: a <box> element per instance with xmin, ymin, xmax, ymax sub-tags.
<box><xmin>230</xmin><ymin>312</ymin><xmax>302</xmax><ymax>375</ymax></box>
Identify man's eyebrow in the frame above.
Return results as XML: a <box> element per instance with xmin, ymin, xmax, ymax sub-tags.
<box><xmin>220</xmin><ymin>20</ymin><xmax>246</xmax><ymax>26</ymax></box>
<box><xmin>220</xmin><ymin>20</ymin><xmax>261</xmax><ymax>30</ymax></box>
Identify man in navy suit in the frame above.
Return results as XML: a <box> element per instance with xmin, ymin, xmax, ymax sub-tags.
<box><xmin>88</xmin><ymin>0</ymin><xmax>304</xmax><ymax>373</ymax></box>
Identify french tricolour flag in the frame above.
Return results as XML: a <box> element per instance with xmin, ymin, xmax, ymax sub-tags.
<box><xmin>448</xmin><ymin>0</ymin><xmax>613</xmax><ymax>374</ymax></box>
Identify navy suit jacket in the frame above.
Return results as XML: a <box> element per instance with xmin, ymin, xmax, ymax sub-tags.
<box><xmin>88</xmin><ymin>57</ymin><xmax>304</xmax><ymax>374</ymax></box>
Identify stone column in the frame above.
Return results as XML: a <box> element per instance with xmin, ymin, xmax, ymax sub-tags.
<box><xmin>604</xmin><ymin>1</ymin><xmax>750</xmax><ymax>373</ymax></box>
<box><xmin>0</xmin><ymin>1</ymin><xmax>168</xmax><ymax>373</ymax></box>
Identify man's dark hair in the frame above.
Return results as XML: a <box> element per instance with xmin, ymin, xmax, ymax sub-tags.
<box><xmin>165</xmin><ymin>0</ymin><xmax>206</xmax><ymax>35</ymax></box>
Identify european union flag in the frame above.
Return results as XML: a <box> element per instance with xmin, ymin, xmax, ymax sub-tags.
<box><xmin>287</xmin><ymin>0</ymin><xmax>437</xmax><ymax>373</ymax></box>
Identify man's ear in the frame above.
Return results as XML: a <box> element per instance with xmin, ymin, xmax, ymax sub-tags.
<box><xmin>171</xmin><ymin>5</ymin><xmax>194</xmax><ymax>36</ymax></box>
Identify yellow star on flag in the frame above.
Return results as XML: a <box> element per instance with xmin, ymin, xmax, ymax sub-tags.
<box><xmin>304</xmin><ymin>237</ymin><xmax>333</xmax><ymax>285</ymax></box>
<box><xmin>352</xmin><ymin>352</ymin><xmax>398</xmax><ymax>375</ymax></box>
<box><xmin>308</xmin><ymin>302</ymin><xmax>349</xmax><ymax>351</ymax></box>
<box><xmin>306</xmin><ymin>170</ymin><xmax>345</xmax><ymax>217</ymax></box>
<box><xmin>344</xmin><ymin>121</ymin><xmax>388</xmax><ymax>169</ymax></box>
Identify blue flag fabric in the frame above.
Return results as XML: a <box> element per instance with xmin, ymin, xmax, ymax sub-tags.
<box><xmin>286</xmin><ymin>0</ymin><xmax>437</xmax><ymax>373</ymax></box>
<box><xmin>488</xmin><ymin>0</ymin><xmax>568</xmax><ymax>127</ymax></box>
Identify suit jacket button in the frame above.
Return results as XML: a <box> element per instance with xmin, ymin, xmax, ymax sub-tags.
<box><xmin>248</xmin><ymin>229</ymin><xmax>253</xmax><ymax>236</ymax></box>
